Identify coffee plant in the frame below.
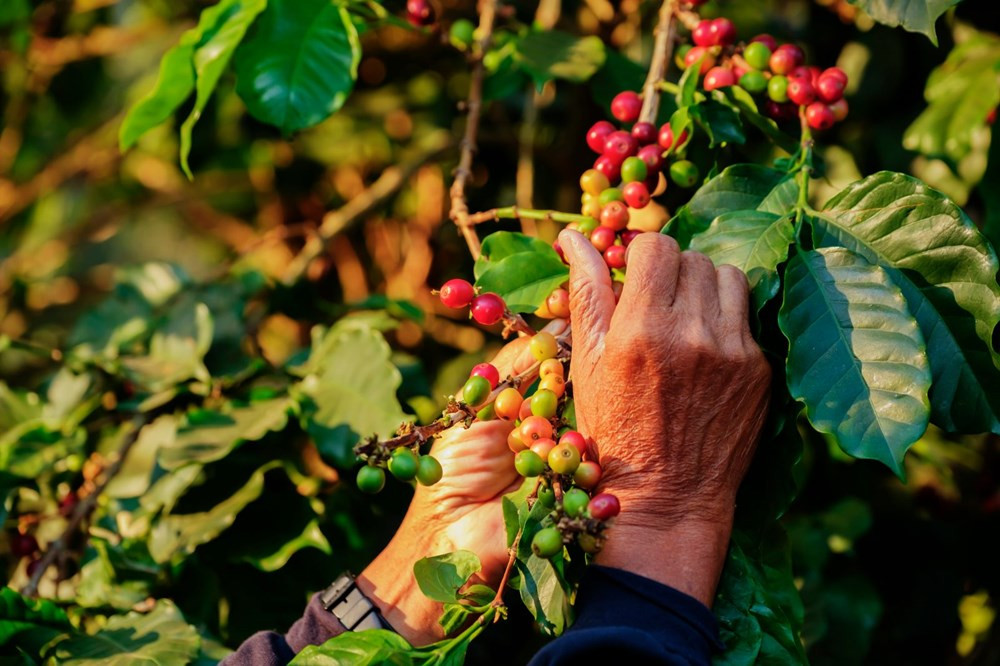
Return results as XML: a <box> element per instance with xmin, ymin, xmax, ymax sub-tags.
<box><xmin>1</xmin><ymin>0</ymin><xmax>998</xmax><ymax>664</ymax></box>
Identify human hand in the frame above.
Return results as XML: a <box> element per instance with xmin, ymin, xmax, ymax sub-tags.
<box><xmin>559</xmin><ymin>229</ymin><xmax>771</xmax><ymax>605</ymax></box>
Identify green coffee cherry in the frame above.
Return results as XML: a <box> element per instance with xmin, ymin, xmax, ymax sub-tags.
<box><xmin>449</xmin><ymin>19</ymin><xmax>475</xmax><ymax>49</ymax></box>
<box><xmin>388</xmin><ymin>447</ymin><xmax>419</xmax><ymax>481</ymax></box>
<box><xmin>669</xmin><ymin>160</ymin><xmax>700</xmax><ymax>188</ymax></box>
<box><xmin>515</xmin><ymin>450</ymin><xmax>545</xmax><ymax>477</ymax></box>
<box><xmin>532</xmin><ymin>526</ymin><xmax>563</xmax><ymax>559</ymax></box>
<box><xmin>357</xmin><ymin>466</ymin><xmax>386</xmax><ymax>494</ymax></box>
<box><xmin>739</xmin><ymin>70</ymin><xmax>768</xmax><ymax>94</ymax></box>
<box><xmin>743</xmin><ymin>41</ymin><xmax>772</xmax><ymax>70</ymax></box>
<box><xmin>416</xmin><ymin>455</ymin><xmax>443</xmax><ymax>486</ymax></box>
<box><xmin>768</xmin><ymin>75</ymin><xmax>789</xmax><ymax>103</ymax></box>
<box><xmin>530</xmin><ymin>389</ymin><xmax>559</xmax><ymax>419</ymax></box>
<box><xmin>598</xmin><ymin>188</ymin><xmax>624</xmax><ymax>206</ymax></box>
<box><xmin>563</xmin><ymin>488</ymin><xmax>590</xmax><ymax>518</ymax></box>
<box><xmin>462</xmin><ymin>375</ymin><xmax>491</xmax><ymax>407</ymax></box>
<box><xmin>476</xmin><ymin>402</ymin><xmax>496</xmax><ymax>421</ymax></box>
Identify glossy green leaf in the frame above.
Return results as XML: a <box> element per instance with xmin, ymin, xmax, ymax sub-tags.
<box><xmin>475</xmin><ymin>251</ymin><xmax>569</xmax><ymax>313</ymax></box>
<box><xmin>240</xmin><ymin>519</ymin><xmax>331</xmax><ymax>571</ymax></box>
<box><xmin>0</xmin><ymin>587</ymin><xmax>71</xmax><ymax>649</ymax></box>
<box><xmin>694</xmin><ymin>100</ymin><xmax>745</xmax><ymax>147</ymax></box>
<box><xmin>235</xmin><ymin>0</ymin><xmax>360</xmax><ymax>133</ymax></box>
<box><xmin>847</xmin><ymin>0</ymin><xmax>961</xmax><ymax>44</ymax></box>
<box><xmin>179</xmin><ymin>0</ymin><xmax>268</xmax><ymax>178</ymax></box>
<box><xmin>514</xmin><ymin>30</ymin><xmax>606</xmax><ymax>86</ymax></box>
<box><xmin>413</xmin><ymin>550</ymin><xmax>482</xmax><ymax>603</ymax></box>
<box><xmin>982</xmin><ymin>125</ymin><xmax>1000</xmax><ymax>252</ymax></box>
<box><xmin>719</xmin><ymin>87</ymin><xmax>799</xmax><ymax>154</ymax></box>
<box><xmin>474</xmin><ymin>231</ymin><xmax>554</xmax><ymax>280</ymax></box>
<box><xmin>50</xmin><ymin>600</ymin><xmax>199</xmax><ymax>665</ymax></box>
<box><xmin>290</xmin><ymin>630</ymin><xmax>414</xmax><ymax>665</ymax></box>
<box><xmin>779</xmin><ymin>248</ymin><xmax>931</xmax><ymax>476</ymax></box>
<box><xmin>811</xmin><ymin>171</ymin><xmax>1000</xmax><ymax>433</ymax></box>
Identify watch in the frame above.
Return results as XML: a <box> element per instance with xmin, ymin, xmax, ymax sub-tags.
<box><xmin>319</xmin><ymin>572</ymin><xmax>393</xmax><ymax>632</ymax></box>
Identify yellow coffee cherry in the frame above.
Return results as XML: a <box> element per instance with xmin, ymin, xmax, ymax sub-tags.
<box><xmin>530</xmin><ymin>332</ymin><xmax>558</xmax><ymax>361</ymax></box>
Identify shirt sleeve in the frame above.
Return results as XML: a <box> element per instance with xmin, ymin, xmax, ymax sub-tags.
<box><xmin>528</xmin><ymin>566</ymin><xmax>724</xmax><ymax>666</ymax></box>
<box><xmin>220</xmin><ymin>593</ymin><xmax>347</xmax><ymax>666</ymax></box>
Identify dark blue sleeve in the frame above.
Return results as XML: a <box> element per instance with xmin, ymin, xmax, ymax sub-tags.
<box><xmin>528</xmin><ymin>566</ymin><xmax>723</xmax><ymax>666</ymax></box>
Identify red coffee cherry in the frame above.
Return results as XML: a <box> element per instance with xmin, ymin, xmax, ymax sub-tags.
<box><xmin>637</xmin><ymin>143</ymin><xmax>664</xmax><ymax>172</ymax></box>
<box><xmin>631</xmin><ymin>122</ymin><xmax>657</xmax><ymax>145</ymax></box>
<box><xmin>546</xmin><ymin>288</ymin><xmax>570</xmax><ymax>319</ymax></box>
<box><xmin>439</xmin><ymin>279</ymin><xmax>475</xmax><ymax>309</ymax></box>
<box><xmin>590</xmin><ymin>225</ymin><xmax>617</xmax><ymax>252</ymax></box>
<box><xmin>769</xmin><ymin>44</ymin><xmax>803</xmax><ymax>75</ymax></box>
<box><xmin>470</xmin><ymin>293</ymin><xmax>505</xmax><ymax>325</ymax></box>
<box><xmin>816</xmin><ymin>72</ymin><xmax>846</xmax><ymax>103</ymax></box>
<box><xmin>470</xmin><ymin>362</ymin><xmax>500</xmax><ymax>389</ymax></box>
<box><xmin>703</xmin><ymin>66</ymin><xmax>736</xmax><ymax>91</ymax></box>
<box><xmin>604</xmin><ymin>245</ymin><xmax>627</xmax><ymax>269</ymax></box>
<box><xmin>829</xmin><ymin>98</ymin><xmax>849</xmax><ymax>122</ymax></box>
<box><xmin>764</xmin><ymin>100</ymin><xmax>797</xmax><ymax>121</ymax></box>
<box><xmin>692</xmin><ymin>20</ymin><xmax>715</xmax><ymax>46</ymax></box>
<box><xmin>406</xmin><ymin>0</ymin><xmax>435</xmax><ymax>26</ymax></box>
<box><xmin>588</xmin><ymin>493</ymin><xmax>621</xmax><ymax>520</ymax></box>
<box><xmin>593</xmin><ymin>155</ymin><xmax>621</xmax><ymax>183</ymax></box>
<box><xmin>520</xmin><ymin>416</ymin><xmax>554</xmax><ymax>443</ymax></box>
<box><xmin>787</xmin><ymin>78</ymin><xmax>817</xmax><ymax>106</ymax></box>
<box><xmin>712</xmin><ymin>18</ymin><xmax>737</xmax><ymax>45</ymax></box>
<box><xmin>806</xmin><ymin>102</ymin><xmax>835</xmax><ymax>130</ymax></box>
<box><xmin>603</xmin><ymin>131</ymin><xmax>639</xmax><ymax>162</ymax></box>
<box><xmin>10</xmin><ymin>533</ymin><xmax>38</xmax><ymax>559</ymax></box>
<box><xmin>684</xmin><ymin>46</ymin><xmax>716</xmax><ymax>74</ymax></box>
<box><xmin>750</xmin><ymin>33</ymin><xmax>778</xmax><ymax>52</ymax></box>
<box><xmin>658</xmin><ymin>122</ymin><xmax>688</xmax><ymax>150</ymax></box>
<box><xmin>600</xmin><ymin>201</ymin><xmax>630</xmax><ymax>231</ymax></box>
<box><xmin>586</xmin><ymin>120</ymin><xmax>616</xmax><ymax>153</ymax></box>
<box><xmin>623</xmin><ymin>181</ymin><xmax>650</xmax><ymax>209</ymax></box>
<box><xmin>620</xmin><ymin>229</ymin><xmax>642</xmax><ymax>246</ymax></box>
<box><xmin>822</xmin><ymin>66</ymin><xmax>848</xmax><ymax>84</ymax></box>
<box><xmin>610</xmin><ymin>91</ymin><xmax>642</xmax><ymax>123</ymax></box>
<box><xmin>559</xmin><ymin>430</ymin><xmax>588</xmax><ymax>456</ymax></box>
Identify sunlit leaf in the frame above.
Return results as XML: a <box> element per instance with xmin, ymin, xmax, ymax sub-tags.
<box><xmin>413</xmin><ymin>550</ymin><xmax>482</xmax><ymax>603</ymax></box>
<box><xmin>847</xmin><ymin>0</ymin><xmax>961</xmax><ymax>44</ymax></box>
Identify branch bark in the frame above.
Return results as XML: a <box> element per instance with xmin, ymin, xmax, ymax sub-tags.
<box><xmin>638</xmin><ymin>0</ymin><xmax>680</xmax><ymax>126</ymax></box>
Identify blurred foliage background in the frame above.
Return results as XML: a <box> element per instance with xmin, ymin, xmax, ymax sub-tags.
<box><xmin>0</xmin><ymin>0</ymin><xmax>999</xmax><ymax>664</ymax></box>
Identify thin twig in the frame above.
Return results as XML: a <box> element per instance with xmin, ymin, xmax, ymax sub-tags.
<box><xmin>488</xmin><ymin>479</ymin><xmax>541</xmax><ymax>618</ymax></box>
<box><xmin>465</xmin><ymin>206</ymin><xmax>595</xmax><ymax>226</ymax></box>
<box><xmin>449</xmin><ymin>0</ymin><xmax>499</xmax><ymax>259</ymax></box>
<box><xmin>638</xmin><ymin>0</ymin><xmax>679</xmax><ymax>126</ymax></box>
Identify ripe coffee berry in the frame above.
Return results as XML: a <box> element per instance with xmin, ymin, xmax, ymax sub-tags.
<box><xmin>787</xmin><ymin>78</ymin><xmax>816</xmax><ymax>106</ymax></box>
<box><xmin>669</xmin><ymin>160</ymin><xmax>700</xmax><ymax>188</ymax></box>
<box><xmin>657</xmin><ymin>122</ymin><xmax>687</xmax><ymax>151</ymax></box>
<box><xmin>603</xmin><ymin>131</ymin><xmax>638</xmax><ymax>162</ymax></box>
<box><xmin>829</xmin><ymin>98</ymin><xmax>849</xmax><ymax>122</ymax></box>
<box><xmin>573</xmin><ymin>460</ymin><xmax>602</xmax><ymax>490</ymax></box>
<box><xmin>765</xmin><ymin>100</ymin><xmax>797</xmax><ymax>121</ymax></box>
<box><xmin>507</xmin><ymin>429</ymin><xmax>527</xmax><ymax>453</ymax></box>
<box><xmin>494</xmin><ymin>387</ymin><xmax>523</xmax><ymax>420</ymax></box>
<box><xmin>579</xmin><ymin>169</ymin><xmax>610</xmax><ymax>195</ymax></box>
<box><xmin>470</xmin><ymin>362</ymin><xmax>499</xmax><ymax>388</ymax></box>
<box><xmin>530</xmin><ymin>331</ymin><xmax>558</xmax><ymax>361</ymax></box>
<box><xmin>462</xmin><ymin>374</ymin><xmax>491</xmax><ymax>406</ymax></box>
<box><xmin>590</xmin><ymin>225</ymin><xmax>616</xmax><ymax>252</ymax></box>
<box><xmin>600</xmin><ymin>201</ymin><xmax>630</xmax><ymax>230</ymax></box>
<box><xmin>563</xmin><ymin>488</ymin><xmax>590</xmax><ymax>518</ymax></box>
<box><xmin>637</xmin><ymin>144</ymin><xmax>664</xmax><ymax>172</ymax></box>
<box><xmin>743</xmin><ymin>41</ymin><xmax>772</xmax><ymax>70</ymax></box>
<box><xmin>703</xmin><ymin>66</ymin><xmax>735</xmax><ymax>91</ymax></box>
<box><xmin>806</xmin><ymin>102</ymin><xmax>835</xmax><ymax>130</ymax></box>
<box><xmin>357</xmin><ymin>465</ymin><xmax>386</xmax><ymax>494</ymax></box>
<box><xmin>822</xmin><ymin>66</ymin><xmax>848</xmax><ymax>84</ymax></box>
<box><xmin>519</xmin><ymin>395</ymin><xmax>534</xmax><ymax>420</ymax></box>
<box><xmin>10</xmin><ymin>533</ymin><xmax>38</xmax><ymax>559</ymax></box>
<box><xmin>692</xmin><ymin>20</ymin><xmax>714</xmax><ymax>47</ymax></box>
<box><xmin>530</xmin><ymin>437</ymin><xmax>557</xmax><ymax>460</ymax></box>
<box><xmin>530</xmin><ymin>389</ymin><xmax>559</xmax><ymax>418</ymax></box>
<box><xmin>470</xmin><ymin>293</ymin><xmax>505</xmax><ymax>325</ymax></box>
<box><xmin>515</xmin><ymin>450</ymin><xmax>545</xmax><ymax>477</ymax></box>
<box><xmin>610</xmin><ymin>91</ymin><xmax>642</xmax><ymax>123</ymax></box>
<box><xmin>604</xmin><ymin>245</ymin><xmax>627</xmax><ymax>269</ymax></box>
<box><xmin>586</xmin><ymin>120</ymin><xmax>615</xmax><ymax>153</ymax></box>
<box><xmin>439</xmin><ymin>279</ymin><xmax>474</xmax><ymax>309</ymax></box>
<box><xmin>684</xmin><ymin>46</ymin><xmax>716</xmax><ymax>74</ymax></box>
<box><xmin>546</xmin><ymin>288</ymin><xmax>570</xmax><ymax>318</ymax></box>
<box><xmin>816</xmin><ymin>73</ymin><xmax>845</xmax><ymax>103</ymax></box>
<box><xmin>388</xmin><ymin>447</ymin><xmax>419</xmax><ymax>481</ymax></box>
<box><xmin>620</xmin><ymin>229</ymin><xmax>642</xmax><ymax>246</ymax></box>
<box><xmin>539</xmin><ymin>374</ymin><xmax>565</xmax><ymax>398</ymax></box>
<box><xmin>620</xmin><ymin>156</ymin><xmax>648</xmax><ymax>183</ymax></box>
<box><xmin>750</xmin><ymin>33</ymin><xmax>778</xmax><ymax>52</ymax></box>
<box><xmin>598</xmin><ymin>187</ymin><xmax>624</xmax><ymax>206</ymax></box>
<box><xmin>769</xmin><ymin>44</ymin><xmax>803</xmax><ymax>75</ymax></box>
<box><xmin>548</xmin><ymin>442</ymin><xmax>582</xmax><ymax>475</ymax></box>
<box><xmin>416</xmin><ymin>455</ymin><xmax>443</xmax><ymax>486</ymax></box>
<box><xmin>406</xmin><ymin>0</ymin><xmax>435</xmax><ymax>26</ymax></box>
<box><xmin>767</xmin><ymin>75</ymin><xmax>789</xmax><ymax>103</ymax></box>
<box><xmin>539</xmin><ymin>358</ymin><xmax>564</xmax><ymax>379</ymax></box>
<box><xmin>520</xmin><ymin>416</ymin><xmax>553</xmax><ymax>443</ymax></box>
<box><xmin>559</xmin><ymin>430</ymin><xmax>588</xmax><ymax>457</ymax></box>
<box><xmin>712</xmin><ymin>18</ymin><xmax>737</xmax><ymax>45</ymax></box>
<box><xmin>588</xmin><ymin>493</ymin><xmax>621</xmax><ymax>520</ymax></box>
<box><xmin>593</xmin><ymin>155</ymin><xmax>621</xmax><ymax>183</ymax></box>
<box><xmin>623</xmin><ymin>181</ymin><xmax>650</xmax><ymax>209</ymax></box>
<box><xmin>631</xmin><ymin>122</ymin><xmax>657</xmax><ymax>145</ymax></box>
<box><xmin>532</xmin><ymin>527</ymin><xmax>563</xmax><ymax>559</ymax></box>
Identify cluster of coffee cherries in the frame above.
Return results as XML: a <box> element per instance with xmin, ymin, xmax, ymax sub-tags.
<box><xmin>678</xmin><ymin>18</ymin><xmax>850</xmax><ymax>130</ymax></box>
<box><xmin>356</xmin><ymin>445</ymin><xmax>443</xmax><ymax>494</ymax></box>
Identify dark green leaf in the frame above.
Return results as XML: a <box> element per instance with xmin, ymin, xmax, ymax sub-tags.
<box><xmin>502</xmin><ymin>496</ymin><xmax>520</xmax><ymax>549</ymax></box>
<box><xmin>475</xmin><ymin>251</ymin><xmax>569</xmax><ymax>313</ymax></box>
<box><xmin>290</xmin><ymin>631</ymin><xmax>414</xmax><ymax>665</ymax></box>
<box><xmin>982</xmin><ymin>126</ymin><xmax>1000</xmax><ymax>251</ymax></box>
<box><xmin>239</xmin><ymin>519</ymin><xmax>331</xmax><ymax>571</ymax></box>
<box><xmin>235</xmin><ymin>0</ymin><xmax>360</xmax><ymax>133</ymax></box>
<box><xmin>719</xmin><ymin>87</ymin><xmax>799</xmax><ymax>154</ymax></box>
<box><xmin>413</xmin><ymin>550</ymin><xmax>482</xmax><ymax>603</ymax></box>
<box><xmin>695</xmin><ymin>100</ymin><xmax>745</xmax><ymax>147</ymax></box>
<box><xmin>515</xmin><ymin>554</ymin><xmax>568</xmax><ymax>636</ymax></box>
<box><xmin>514</xmin><ymin>30</ymin><xmax>606</xmax><ymax>86</ymax></box>
<box><xmin>779</xmin><ymin>248</ymin><xmax>931</xmax><ymax>476</ymax></box>
<box><xmin>847</xmin><ymin>0</ymin><xmax>961</xmax><ymax>44</ymax></box>
<box><xmin>0</xmin><ymin>587</ymin><xmax>71</xmax><ymax>650</ymax></box>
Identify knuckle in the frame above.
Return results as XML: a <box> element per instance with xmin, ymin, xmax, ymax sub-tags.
<box><xmin>627</xmin><ymin>232</ymin><xmax>680</xmax><ymax>263</ymax></box>
<box><xmin>681</xmin><ymin>249</ymin><xmax>715</xmax><ymax>271</ymax></box>
<box><xmin>717</xmin><ymin>264</ymin><xmax>749</xmax><ymax>290</ymax></box>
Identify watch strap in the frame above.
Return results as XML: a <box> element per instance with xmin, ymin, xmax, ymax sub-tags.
<box><xmin>319</xmin><ymin>572</ymin><xmax>392</xmax><ymax>632</ymax></box>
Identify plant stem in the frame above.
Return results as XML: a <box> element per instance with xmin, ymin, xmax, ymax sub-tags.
<box><xmin>794</xmin><ymin>106</ymin><xmax>814</xmax><ymax>223</ymax></box>
<box><xmin>638</xmin><ymin>0</ymin><xmax>679</xmax><ymax>125</ymax></box>
<box><xmin>465</xmin><ymin>206</ymin><xmax>595</xmax><ymax>226</ymax></box>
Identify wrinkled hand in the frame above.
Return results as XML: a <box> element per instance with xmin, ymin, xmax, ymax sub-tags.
<box><xmin>559</xmin><ymin>229</ymin><xmax>771</xmax><ymax>605</ymax></box>
<box><xmin>358</xmin><ymin>321</ymin><xmax>565</xmax><ymax>645</ymax></box>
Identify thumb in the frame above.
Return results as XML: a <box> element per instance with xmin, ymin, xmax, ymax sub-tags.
<box><xmin>558</xmin><ymin>229</ymin><xmax>615</xmax><ymax>371</ymax></box>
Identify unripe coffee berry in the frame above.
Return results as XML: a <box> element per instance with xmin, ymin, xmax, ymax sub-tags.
<box><xmin>530</xmin><ymin>389</ymin><xmax>559</xmax><ymax>418</ymax></box>
<box><xmin>537</xmin><ymin>484</ymin><xmax>556</xmax><ymax>508</ymax></box>
<box><xmin>767</xmin><ymin>75</ymin><xmax>789</xmax><ymax>103</ymax></box>
<box><xmin>530</xmin><ymin>331</ymin><xmax>558</xmax><ymax>361</ymax></box>
<box><xmin>494</xmin><ymin>387</ymin><xmax>523</xmax><ymax>420</ymax></box>
<box><xmin>545</xmin><ymin>288</ymin><xmax>570</xmax><ymax>319</ymax></box>
<box><xmin>579</xmin><ymin>169</ymin><xmax>610</xmax><ymax>195</ymax></box>
<box><xmin>669</xmin><ymin>160</ymin><xmax>700</xmax><ymax>188</ymax></box>
<box><xmin>610</xmin><ymin>91</ymin><xmax>642</xmax><ymax>123</ymax></box>
<box><xmin>548</xmin><ymin>442</ymin><xmax>581</xmax><ymax>475</ymax></box>
<box><xmin>578</xmin><ymin>533</ymin><xmax>601</xmax><ymax>554</ymax></box>
<box><xmin>388</xmin><ymin>447</ymin><xmax>419</xmax><ymax>481</ymax></box>
<box><xmin>449</xmin><ymin>19</ymin><xmax>475</xmax><ymax>49</ymax></box>
<box><xmin>462</xmin><ymin>374</ymin><xmax>491</xmax><ymax>407</ymax></box>
<box><xmin>739</xmin><ymin>70</ymin><xmax>768</xmax><ymax>94</ymax></box>
<box><xmin>620</xmin><ymin>156</ymin><xmax>648</xmax><ymax>183</ymax></box>
<box><xmin>558</xmin><ymin>430</ymin><xmax>588</xmax><ymax>457</ymax></box>
<box><xmin>532</xmin><ymin>526</ymin><xmax>563</xmax><ymax>559</ymax></box>
<box><xmin>357</xmin><ymin>465</ymin><xmax>386</xmax><ymax>494</ymax></box>
<box><xmin>416</xmin><ymin>455</ymin><xmax>443</xmax><ymax>486</ymax></box>
<box><xmin>586</xmin><ymin>120</ymin><xmax>615</xmax><ymax>153</ymax></box>
<box><xmin>470</xmin><ymin>293</ymin><xmax>505</xmax><ymax>325</ymax></box>
<box><xmin>573</xmin><ymin>460</ymin><xmax>602</xmax><ymax>490</ymax></box>
<box><xmin>520</xmin><ymin>415</ymin><xmax>553</xmax><ymax>442</ymax></box>
<box><xmin>623</xmin><ymin>181</ymin><xmax>650</xmax><ymax>209</ymax></box>
<box><xmin>600</xmin><ymin>201</ymin><xmax>630</xmax><ymax>230</ymax></box>
<box><xmin>508</xmin><ymin>429</ymin><xmax>527</xmax><ymax>453</ymax></box>
<box><xmin>539</xmin><ymin>358</ymin><xmax>564</xmax><ymax>379</ymax></box>
<box><xmin>439</xmin><ymin>279</ymin><xmax>474</xmax><ymax>309</ymax></box>
<box><xmin>588</xmin><ymin>493</ymin><xmax>621</xmax><ymax>520</ymax></box>
<box><xmin>515</xmin><ymin>450</ymin><xmax>545</xmax><ymax>477</ymax></box>
<box><xmin>576</xmin><ymin>217</ymin><xmax>599</xmax><ymax>238</ymax></box>
<box><xmin>476</xmin><ymin>402</ymin><xmax>495</xmax><ymax>421</ymax></box>
<box><xmin>743</xmin><ymin>41</ymin><xmax>772</xmax><ymax>70</ymax></box>
<box><xmin>530</xmin><ymin>437</ymin><xmax>557</xmax><ymax>460</ymax></box>
<box><xmin>631</xmin><ymin>122</ymin><xmax>657</xmax><ymax>145</ymax></box>
<box><xmin>598</xmin><ymin>187</ymin><xmax>624</xmax><ymax>206</ymax></box>
<box><xmin>519</xmin><ymin>396</ymin><xmax>534</xmax><ymax>421</ymax></box>
<box><xmin>470</xmin><ymin>362</ymin><xmax>499</xmax><ymax>388</ymax></box>
<box><xmin>604</xmin><ymin>245</ymin><xmax>626</xmax><ymax>269</ymax></box>
<box><xmin>590</xmin><ymin>225</ymin><xmax>617</xmax><ymax>252</ymax></box>
<box><xmin>806</xmin><ymin>102</ymin><xmax>835</xmax><ymax>130</ymax></box>
<box><xmin>563</xmin><ymin>488</ymin><xmax>590</xmax><ymax>518</ymax></box>
<box><xmin>703</xmin><ymin>66</ymin><xmax>736</xmax><ymax>91</ymax></box>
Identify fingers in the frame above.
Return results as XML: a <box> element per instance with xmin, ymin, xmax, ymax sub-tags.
<box><xmin>674</xmin><ymin>250</ymin><xmax>719</xmax><ymax>315</ymax></box>
<box><xmin>559</xmin><ymin>230</ymin><xmax>616</xmax><ymax>370</ymax></box>
<box><xmin>490</xmin><ymin>319</ymin><xmax>567</xmax><ymax>380</ymax></box>
<box><xmin>716</xmin><ymin>265</ymin><xmax>752</xmax><ymax>347</ymax></box>
<box><xmin>616</xmin><ymin>233</ymin><xmax>681</xmax><ymax>315</ymax></box>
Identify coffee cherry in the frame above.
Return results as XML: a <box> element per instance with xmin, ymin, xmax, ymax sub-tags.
<box><xmin>539</xmin><ymin>358</ymin><xmax>564</xmax><ymax>379</ymax></box>
<box><xmin>530</xmin><ymin>331</ymin><xmax>558</xmax><ymax>361</ymax></box>
<box><xmin>586</xmin><ymin>120</ymin><xmax>615</xmax><ymax>153</ymax></box>
<box><xmin>10</xmin><ymin>533</ymin><xmax>38</xmax><ymax>559</ymax></box>
<box><xmin>581</xmin><ymin>199</ymin><xmax>602</xmax><ymax>219</ymax></box>
<box><xmin>658</xmin><ymin>123</ymin><xmax>688</xmax><ymax>151</ymax></box>
<box><xmin>578</xmin><ymin>533</ymin><xmax>601</xmax><ymax>553</ymax></box>
<box><xmin>588</xmin><ymin>493</ymin><xmax>621</xmax><ymax>520</ymax></box>
<box><xmin>604</xmin><ymin>245</ymin><xmax>626</xmax><ymax>269</ymax></box>
<box><xmin>669</xmin><ymin>160</ymin><xmax>700</xmax><ymax>188</ymax></box>
<box><xmin>462</xmin><ymin>374</ymin><xmax>491</xmax><ymax>407</ymax></box>
<box><xmin>520</xmin><ymin>415</ymin><xmax>553</xmax><ymax>443</ymax></box>
<box><xmin>769</xmin><ymin>44</ymin><xmax>803</xmax><ymax>75</ymax></box>
<box><xmin>416</xmin><ymin>455</ymin><xmax>443</xmax><ymax>486</ymax></box>
<box><xmin>623</xmin><ymin>181</ymin><xmax>650</xmax><ymax>209</ymax></box>
<box><xmin>559</xmin><ymin>430</ymin><xmax>588</xmax><ymax>457</ymax></box>
<box><xmin>580</xmin><ymin>169</ymin><xmax>610</xmax><ymax>195</ymax></box>
<box><xmin>703</xmin><ymin>66</ymin><xmax>736</xmax><ymax>91</ymax></box>
<box><xmin>739</xmin><ymin>70</ymin><xmax>768</xmax><ymax>94</ymax></box>
<box><xmin>539</xmin><ymin>374</ymin><xmax>565</xmax><ymax>398</ymax></box>
<box><xmin>806</xmin><ymin>102</ymin><xmax>835</xmax><ymax>130</ymax></box>
<box><xmin>816</xmin><ymin>73</ymin><xmax>845</xmax><ymax>103</ymax></box>
<box><xmin>576</xmin><ymin>218</ymin><xmax>599</xmax><ymax>238</ymax></box>
<box><xmin>637</xmin><ymin>144</ymin><xmax>664</xmax><ymax>173</ymax></box>
<box><xmin>712</xmin><ymin>18</ymin><xmax>737</xmax><ymax>45</ymax></box>
<box><xmin>684</xmin><ymin>46</ymin><xmax>716</xmax><ymax>74</ymax></box>
<box><xmin>495</xmin><ymin>387</ymin><xmax>523</xmax><ymax>420</ymax></box>
<box><xmin>620</xmin><ymin>156</ymin><xmax>648</xmax><ymax>183</ymax></box>
<box><xmin>692</xmin><ymin>20</ymin><xmax>715</xmax><ymax>47</ymax></box>
<box><xmin>357</xmin><ymin>465</ymin><xmax>386</xmax><ymax>494</ymax></box>
<box><xmin>750</xmin><ymin>33</ymin><xmax>778</xmax><ymax>52</ymax></box>
<box><xmin>600</xmin><ymin>201</ymin><xmax>630</xmax><ymax>230</ymax></box>
<box><xmin>829</xmin><ymin>97</ymin><xmax>849</xmax><ymax>122</ymax></box>
<box><xmin>573</xmin><ymin>460</ymin><xmax>602</xmax><ymax>490</ymax></box>
<box><xmin>532</xmin><ymin>527</ymin><xmax>563</xmax><ymax>559</ymax></box>
<box><xmin>598</xmin><ymin>187</ymin><xmax>624</xmax><ymax>206</ymax></box>
<box><xmin>603</xmin><ymin>131</ymin><xmax>638</xmax><ymax>162</ymax></box>
<box><xmin>530</xmin><ymin>437</ymin><xmax>557</xmax><ymax>460</ymax></box>
<box><xmin>764</xmin><ymin>100</ymin><xmax>797</xmax><ymax>121</ymax></box>
<box><xmin>388</xmin><ymin>447</ymin><xmax>419</xmax><ymax>481</ymax></box>
<box><xmin>621</xmin><ymin>229</ymin><xmax>642</xmax><ymax>246</ymax></box>
<box><xmin>439</xmin><ymin>279</ymin><xmax>474</xmax><ymax>309</ymax></box>
<box><xmin>563</xmin><ymin>488</ymin><xmax>590</xmax><ymax>518</ymax></box>
<box><xmin>610</xmin><ymin>91</ymin><xmax>642</xmax><ymax>123</ymax></box>
<box><xmin>788</xmin><ymin>66</ymin><xmax>813</xmax><ymax>82</ymax></box>
<box><xmin>476</xmin><ymin>402</ymin><xmax>495</xmax><ymax>421</ymax></box>
<box><xmin>519</xmin><ymin>395</ymin><xmax>534</xmax><ymax>420</ymax></box>
<box><xmin>743</xmin><ymin>41</ymin><xmax>772</xmax><ymax>70</ymax></box>
<box><xmin>543</xmin><ymin>289</ymin><xmax>569</xmax><ymax>319</ymax></box>
<box><xmin>470</xmin><ymin>362</ymin><xmax>500</xmax><ymax>389</ymax></box>
<box><xmin>593</xmin><ymin>155</ymin><xmax>621</xmax><ymax>183</ymax></box>
<box><xmin>508</xmin><ymin>429</ymin><xmax>527</xmax><ymax>452</ymax></box>
<box><xmin>515</xmin><ymin>450</ymin><xmax>545</xmax><ymax>477</ymax></box>
<box><xmin>822</xmin><ymin>66</ymin><xmax>848</xmax><ymax>84</ymax></box>
<box><xmin>549</xmin><ymin>442</ymin><xmax>581</xmax><ymax>475</ymax></box>
<box><xmin>449</xmin><ymin>19</ymin><xmax>475</xmax><ymax>49</ymax></box>
<box><xmin>470</xmin><ymin>293</ymin><xmax>505</xmax><ymax>325</ymax></box>
<box><xmin>531</xmin><ymin>389</ymin><xmax>559</xmax><ymax>418</ymax></box>
<box><xmin>406</xmin><ymin>0</ymin><xmax>435</xmax><ymax>26</ymax></box>
<box><xmin>787</xmin><ymin>78</ymin><xmax>816</xmax><ymax>106</ymax></box>
<box><xmin>767</xmin><ymin>75</ymin><xmax>789</xmax><ymax>102</ymax></box>
<box><xmin>537</xmin><ymin>484</ymin><xmax>556</xmax><ymax>507</ymax></box>
<box><xmin>631</xmin><ymin>122</ymin><xmax>657</xmax><ymax>145</ymax></box>
<box><xmin>590</xmin><ymin>225</ymin><xmax>616</xmax><ymax>253</ymax></box>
